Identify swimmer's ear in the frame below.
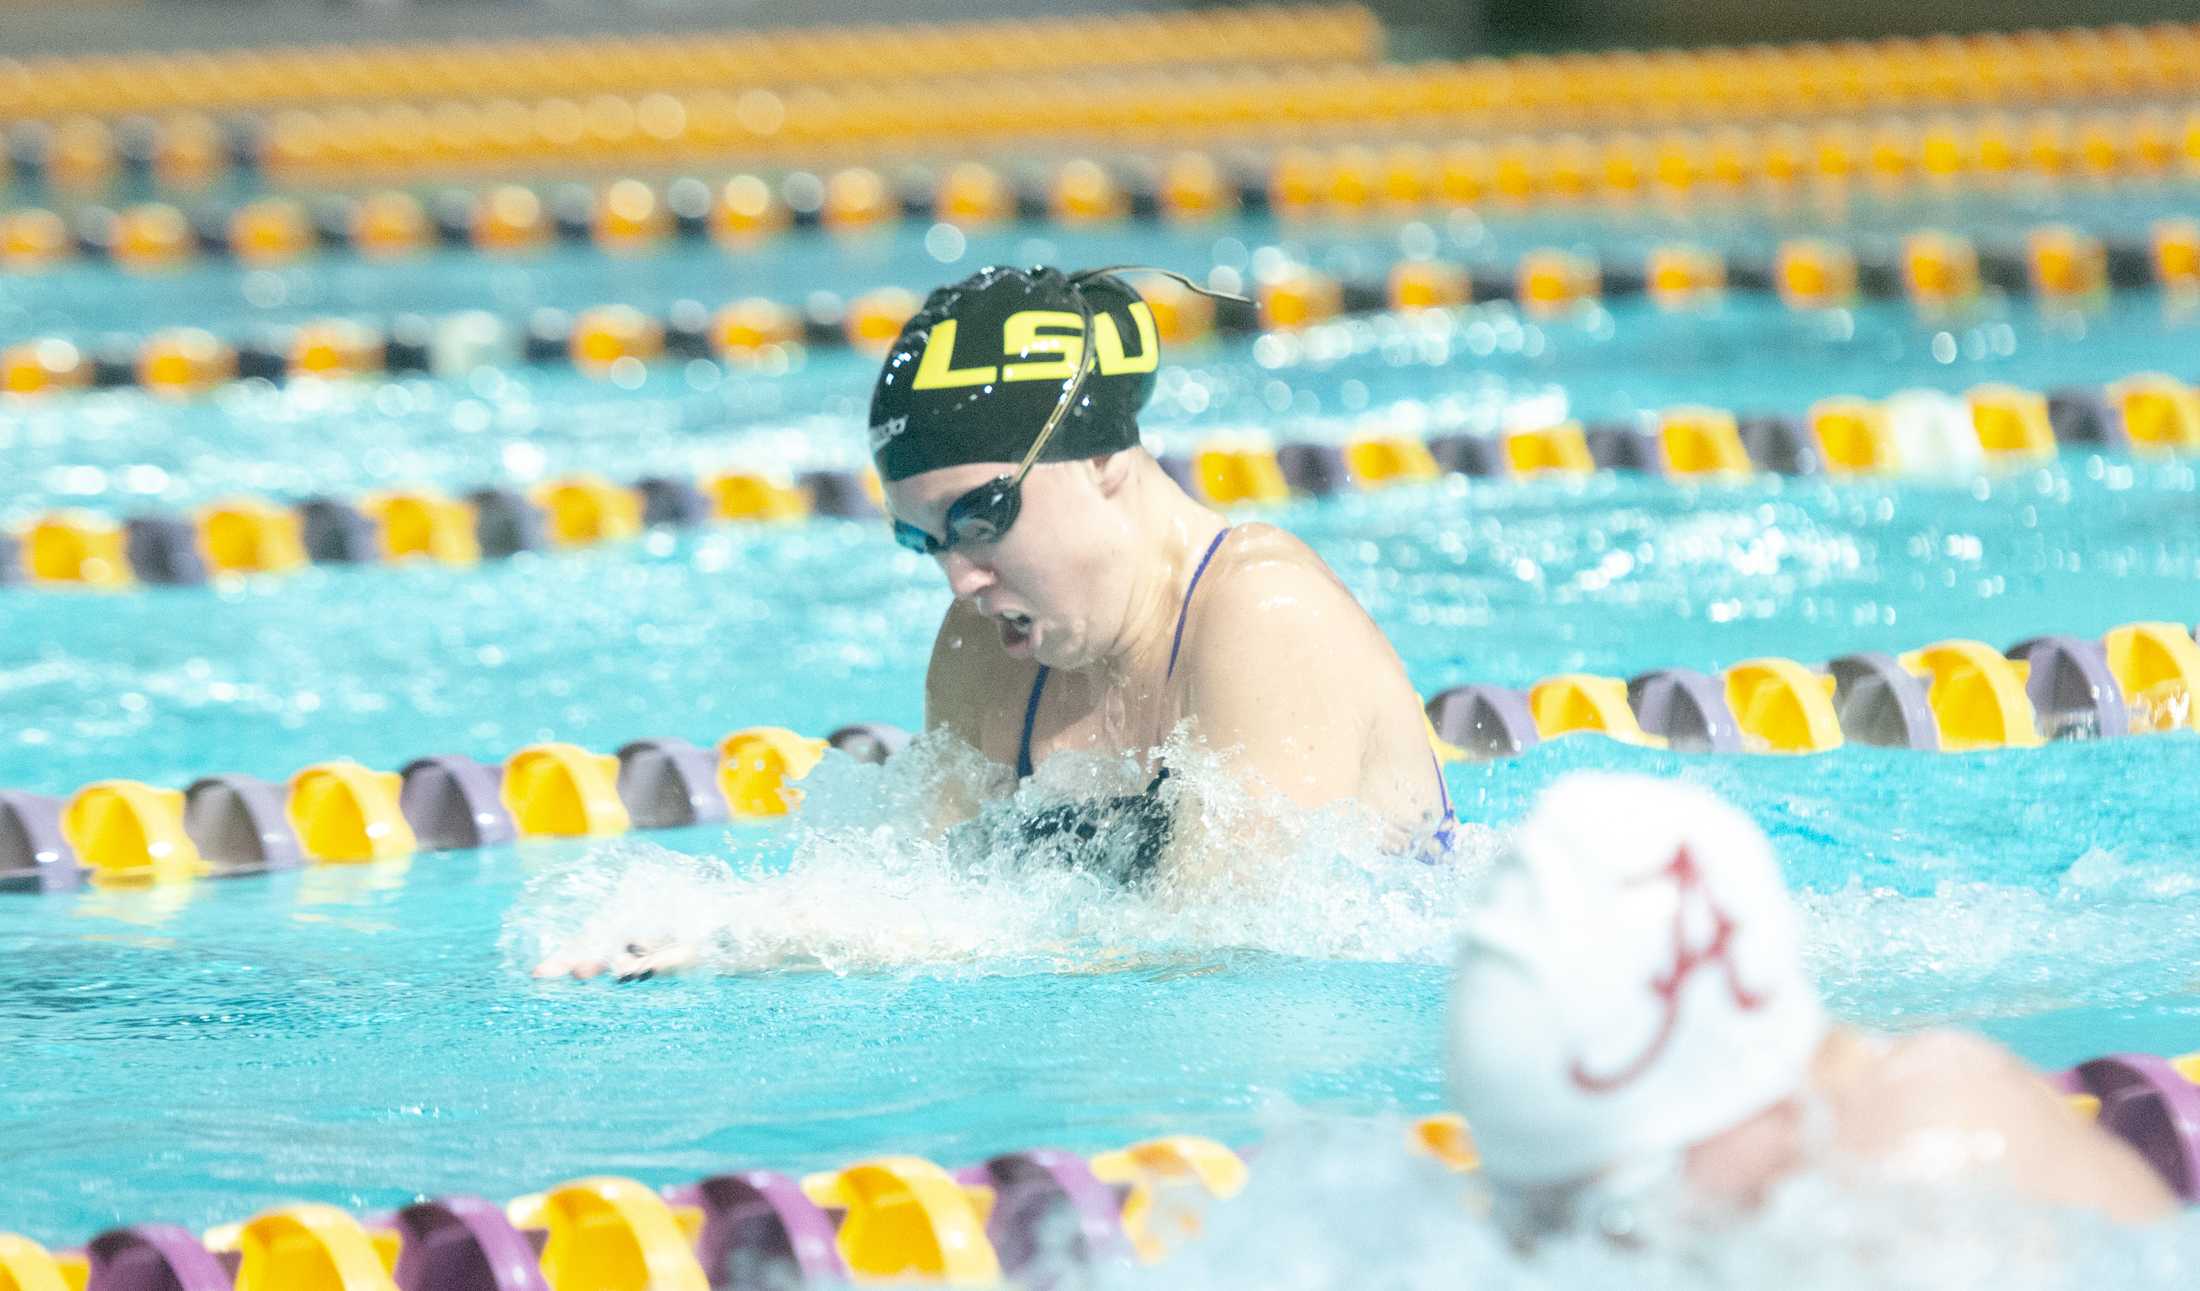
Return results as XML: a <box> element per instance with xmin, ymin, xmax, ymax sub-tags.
<box><xmin>1092</xmin><ymin>448</ymin><xmax>1136</xmax><ymax>496</ymax></box>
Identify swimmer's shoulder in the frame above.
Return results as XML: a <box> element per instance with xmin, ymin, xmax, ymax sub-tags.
<box><xmin>1827</xmin><ymin>1026</ymin><xmax>2179</xmax><ymax>1221</ymax></box>
<box><xmin>1183</xmin><ymin>524</ymin><xmax>1400</xmax><ymax>679</ymax></box>
<box><xmin>1197</xmin><ymin>524</ymin><xmax>1363</xmax><ymax>623</ymax></box>
<box><xmin>1174</xmin><ymin>525</ymin><xmax>1401</xmax><ymax>727</ymax></box>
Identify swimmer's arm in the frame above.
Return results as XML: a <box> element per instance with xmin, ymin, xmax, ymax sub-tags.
<box><xmin>923</xmin><ymin>600</ymin><xmax>995</xmax><ymax>749</ymax></box>
<box><xmin>921</xmin><ymin>601</ymin><xmax>1009</xmax><ymax>831</ymax></box>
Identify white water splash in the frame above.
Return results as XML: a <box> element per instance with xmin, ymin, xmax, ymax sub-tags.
<box><xmin>502</xmin><ymin>729</ymin><xmax>1504</xmax><ymax>976</ymax></box>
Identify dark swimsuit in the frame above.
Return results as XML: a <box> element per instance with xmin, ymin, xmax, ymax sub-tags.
<box><xmin>1015</xmin><ymin>528</ymin><xmax>1460</xmax><ymax>878</ymax></box>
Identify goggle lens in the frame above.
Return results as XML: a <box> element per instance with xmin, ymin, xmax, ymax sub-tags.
<box><xmin>893</xmin><ymin>476</ymin><xmax>1023</xmax><ymax>556</ymax></box>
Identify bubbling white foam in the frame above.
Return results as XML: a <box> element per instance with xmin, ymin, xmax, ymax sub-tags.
<box><xmin>1080</xmin><ymin>1114</ymin><xmax>2200</xmax><ymax>1291</ymax></box>
<box><xmin>501</xmin><ymin>729</ymin><xmax>1502</xmax><ymax>976</ymax></box>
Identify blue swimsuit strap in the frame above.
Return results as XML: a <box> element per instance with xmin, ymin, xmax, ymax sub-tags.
<box><xmin>1017</xmin><ymin>527</ymin><xmax>1231</xmax><ymax>780</ymax></box>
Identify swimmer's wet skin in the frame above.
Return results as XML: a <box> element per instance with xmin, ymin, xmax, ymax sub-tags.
<box><xmin>1447</xmin><ymin>773</ymin><xmax>2177</xmax><ymax>1245</ymax></box>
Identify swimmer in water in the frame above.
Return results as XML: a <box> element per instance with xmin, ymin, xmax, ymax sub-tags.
<box><xmin>536</xmin><ymin>264</ymin><xmax>1454</xmax><ymax>980</ymax></box>
<box><xmin>1446</xmin><ymin>773</ymin><xmax>2174</xmax><ymax>1246</ymax></box>
<box><xmin>881</xmin><ymin>265</ymin><xmax>1454</xmax><ymax>876</ymax></box>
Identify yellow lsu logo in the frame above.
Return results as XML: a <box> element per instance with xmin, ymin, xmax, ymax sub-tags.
<box><xmin>910</xmin><ymin>303</ymin><xmax>1160</xmax><ymax>391</ymax></box>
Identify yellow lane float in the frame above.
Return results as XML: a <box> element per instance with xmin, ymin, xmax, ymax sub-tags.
<box><xmin>287</xmin><ymin>762</ymin><xmax>417</xmax><ymax>863</ymax></box>
<box><xmin>197</xmin><ymin>499</ymin><xmax>308</xmax><ymax>575</ymax></box>
<box><xmin>1160</xmin><ymin>151</ymin><xmax>1234</xmax><ymax>224</ymax></box>
<box><xmin>1809</xmin><ymin>397</ymin><xmax>1897</xmax><ymax>475</ymax></box>
<box><xmin>712</xmin><ymin>175</ymin><xmax>786</xmax><ymax>246</ymax></box>
<box><xmin>710</xmin><ymin>298</ymin><xmax>801</xmax><ymax>362</ymax></box>
<box><xmin>1527</xmin><ymin>674</ymin><xmax>1655</xmax><ymax>744</ymax></box>
<box><xmin>138</xmin><ymin>328</ymin><xmax>237</xmax><ymax>398</ymax></box>
<box><xmin>1408</xmin><ymin>1114</ymin><xmax>1479</xmax><ymax>1172</ymax></box>
<box><xmin>717</xmin><ymin>727</ymin><xmax>828</xmax><ymax>819</ymax></box>
<box><xmin>2107</xmin><ymin>374</ymin><xmax>2200</xmax><ymax>453</ymax></box>
<box><xmin>509</xmin><ymin>1178</ymin><xmax>707</xmax><ymax>1291</ymax></box>
<box><xmin>1</xmin><ymin>340</ymin><xmax>89</xmax><ymax>398</ymax></box>
<box><xmin>473</xmin><ymin>185</ymin><xmax>550</xmax><ymax>255</ymax></box>
<box><xmin>569</xmin><ymin>306</ymin><xmax>664</xmax><ymax>377</ymax></box>
<box><xmin>1656</xmin><ymin>407</ymin><xmax>1750</xmax><ymax>477</ymax></box>
<box><xmin>532</xmin><ymin>476</ymin><xmax>644</xmax><ymax>546</ymax></box>
<box><xmin>1089</xmin><ymin>1137</ymin><xmax>1248</xmax><ymax>1264</ymax></box>
<box><xmin>1139</xmin><ymin>275</ymin><xmax>1216</xmax><ymax>346</ymax></box>
<box><xmin>1774</xmin><ymin>239</ymin><xmax>1857</xmax><ymax>310</ymax></box>
<box><xmin>822</xmin><ymin>167</ymin><xmax>893</xmax><ymax>236</ymax></box>
<box><xmin>1191</xmin><ymin>445</ymin><xmax>1289</xmax><ymax>505</ymax></box>
<box><xmin>1965</xmin><ymin>384</ymin><xmax>2056</xmax><ymax>462</ymax></box>
<box><xmin>592</xmin><ymin>178</ymin><xmax>669</xmax><ymax>253</ymax></box>
<box><xmin>215</xmin><ymin>1204</ymin><xmax>400</xmax><ymax>1291</ymax></box>
<box><xmin>1724</xmin><ymin>658</ymin><xmax>1844</xmax><ymax>752</ymax></box>
<box><xmin>936</xmin><ymin>162</ymin><xmax>1013</xmax><ymax>227</ymax></box>
<box><xmin>1515</xmin><ymin>249</ymin><xmax>1598</xmax><ymax>317</ymax></box>
<box><xmin>2025</xmin><ymin>225</ymin><xmax>2107</xmax><ymax>301</ymax></box>
<box><xmin>2154</xmin><ymin>218</ymin><xmax>2200</xmax><ymax>293</ymax></box>
<box><xmin>2103</xmin><ymin>622</ymin><xmax>2200</xmax><ymax>732</ymax></box>
<box><xmin>1343</xmin><ymin>436</ymin><xmax>1440</xmax><ymax>488</ymax></box>
<box><xmin>359</xmin><ymin>491</ymin><xmax>479</xmax><ymax>565</ymax></box>
<box><xmin>1386</xmin><ymin>259</ymin><xmax>1470</xmax><ymax>311</ymax></box>
<box><xmin>1901</xmin><ymin>231</ymin><xmax>1980</xmax><ymax>309</ymax></box>
<box><xmin>502</xmin><ymin>744</ymin><xmax>631</xmax><ymax>838</ymax></box>
<box><xmin>112</xmin><ymin>203</ymin><xmax>195</xmax><ymax>273</ymax></box>
<box><xmin>0</xmin><ymin>1233</ymin><xmax>84</xmax><ymax>1291</ymax></box>
<box><xmin>0</xmin><ymin>209</ymin><xmax>71</xmax><ymax>273</ymax></box>
<box><xmin>1898</xmin><ymin>639</ymin><xmax>2042</xmax><ymax>749</ymax></box>
<box><xmin>704</xmin><ymin>472</ymin><xmax>808</xmax><ymax>522</ymax></box>
<box><xmin>60</xmin><ymin>781</ymin><xmax>204</xmax><ymax>882</ymax></box>
<box><xmin>352</xmin><ymin>191</ymin><xmax>431</xmax><ymax>259</ymax></box>
<box><xmin>1503</xmin><ymin>423</ymin><xmax>1594</xmax><ymax>478</ymax></box>
<box><xmin>802</xmin><ymin>1158</ymin><xmax>1000</xmax><ymax>1286</ymax></box>
<box><xmin>24</xmin><ymin>513</ymin><xmax>131</xmax><ymax>587</ymax></box>
<box><xmin>290</xmin><ymin>320</ymin><xmax>383</xmax><ymax>380</ymax></box>
<box><xmin>1646</xmin><ymin>244</ymin><xmax>1726</xmax><ymax>311</ymax></box>
<box><xmin>1259</xmin><ymin>270</ymin><xmax>1342</xmax><ymax>331</ymax></box>
<box><xmin>228</xmin><ymin>198</ymin><xmax>314</xmax><ymax>268</ymax></box>
<box><xmin>844</xmin><ymin>288</ymin><xmax>920</xmax><ymax>355</ymax></box>
<box><xmin>1051</xmin><ymin>158</ymin><xmax>1126</xmax><ymax>224</ymax></box>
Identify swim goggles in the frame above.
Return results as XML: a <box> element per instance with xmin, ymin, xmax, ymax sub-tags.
<box><xmin>892</xmin><ymin>267</ymin><xmax>1248</xmax><ymax>556</ymax></box>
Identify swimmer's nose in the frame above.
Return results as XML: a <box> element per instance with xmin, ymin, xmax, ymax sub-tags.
<box><xmin>940</xmin><ymin>550</ymin><xmax>993</xmax><ymax>599</ymax></box>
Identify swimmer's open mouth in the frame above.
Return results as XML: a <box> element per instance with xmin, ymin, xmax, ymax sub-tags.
<box><xmin>1000</xmin><ymin>611</ymin><xmax>1033</xmax><ymax>650</ymax></box>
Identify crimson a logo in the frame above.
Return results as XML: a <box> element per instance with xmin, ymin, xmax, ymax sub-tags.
<box><xmin>1568</xmin><ymin>845</ymin><xmax>1769</xmax><ymax>1094</ymax></box>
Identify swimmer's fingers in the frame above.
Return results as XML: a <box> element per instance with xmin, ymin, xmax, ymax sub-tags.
<box><xmin>531</xmin><ymin>954</ymin><xmax>607</xmax><ymax>980</ymax></box>
<box><xmin>611</xmin><ymin>942</ymin><xmax>699</xmax><ymax>983</ymax></box>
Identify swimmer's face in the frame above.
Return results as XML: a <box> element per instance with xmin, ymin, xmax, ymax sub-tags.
<box><xmin>886</xmin><ymin>457</ymin><xmax>1128</xmax><ymax>669</ymax></box>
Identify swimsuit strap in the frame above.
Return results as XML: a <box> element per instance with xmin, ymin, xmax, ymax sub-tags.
<box><xmin>1017</xmin><ymin>664</ymin><xmax>1049</xmax><ymax>780</ymax></box>
<box><xmin>1165</xmin><ymin>527</ymin><xmax>1233</xmax><ymax>681</ymax></box>
<box><xmin>1018</xmin><ymin>526</ymin><xmax>1232</xmax><ymax>780</ymax></box>
<box><xmin>1430</xmin><ymin>750</ymin><xmax>1459</xmax><ymax>854</ymax></box>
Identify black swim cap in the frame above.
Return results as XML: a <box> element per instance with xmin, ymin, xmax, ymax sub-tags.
<box><xmin>868</xmin><ymin>265</ymin><xmax>1159</xmax><ymax>483</ymax></box>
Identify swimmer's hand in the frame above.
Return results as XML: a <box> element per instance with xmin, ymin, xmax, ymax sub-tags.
<box><xmin>532</xmin><ymin>940</ymin><xmax>698</xmax><ymax>983</ymax></box>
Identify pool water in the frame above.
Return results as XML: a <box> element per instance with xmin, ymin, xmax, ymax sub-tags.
<box><xmin>4</xmin><ymin>199</ymin><xmax>2200</xmax><ymax>1259</ymax></box>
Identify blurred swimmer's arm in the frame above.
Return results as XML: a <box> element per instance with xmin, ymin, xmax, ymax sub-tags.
<box><xmin>924</xmin><ymin>600</ymin><xmax>994</xmax><ymax>750</ymax></box>
<box><xmin>923</xmin><ymin>600</ymin><xmax>1011</xmax><ymax>831</ymax></box>
<box><xmin>1830</xmin><ymin>1029</ymin><xmax>2177</xmax><ymax>1223</ymax></box>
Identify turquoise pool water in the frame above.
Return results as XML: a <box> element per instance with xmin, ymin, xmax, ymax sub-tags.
<box><xmin>3</xmin><ymin>203</ymin><xmax>2199</xmax><ymax>1253</ymax></box>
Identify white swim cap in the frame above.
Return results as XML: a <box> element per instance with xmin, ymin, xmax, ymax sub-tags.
<box><xmin>1446</xmin><ymin>773</ymin><xmax>1825</xmax><ymax>1187</ymax></box>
